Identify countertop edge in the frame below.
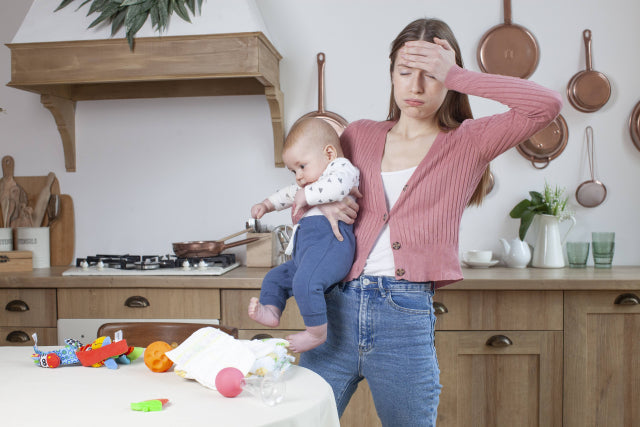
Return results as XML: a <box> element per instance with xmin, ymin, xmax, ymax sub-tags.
<box><xmin>0</xmin><ymin>266</ymin><xmax>639</xmax><ymax>290</ymax></box>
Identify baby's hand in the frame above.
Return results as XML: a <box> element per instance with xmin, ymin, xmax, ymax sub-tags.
<box><xmin>292</xmin><ymin>188</ymin><xmax>308</xmax><ymax>216</ymax></box>
<box><xmin>251</xmin><ymin>203</ymin><xmax>268</xmax><ymax>219</ymax></box>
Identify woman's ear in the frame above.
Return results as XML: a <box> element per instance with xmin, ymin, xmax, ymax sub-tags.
<box><xmin>324</xmin><ymin>144</ymin><xmax>339</xmax><ymax>161</ymax></box>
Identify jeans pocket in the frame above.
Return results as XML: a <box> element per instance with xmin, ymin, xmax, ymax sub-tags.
<box><xmin>386</xmin><ymin>290</ymin><xmax>432</xmax><ymax>315</ymax></box>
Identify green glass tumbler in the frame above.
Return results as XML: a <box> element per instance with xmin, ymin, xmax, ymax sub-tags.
<box><xmin>566</xmin><ymin>242</ymin><xmax>590</xmax><ymax>268</ymax></box>
<box><xmin>591</xmin><ymin>232</ymin><xmax>615</xmax><ymax>268</ymax></box>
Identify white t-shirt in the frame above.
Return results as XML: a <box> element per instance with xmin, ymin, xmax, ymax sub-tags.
<box><xmin>363</xmin><ymin>166</ymin><xmax>416</xmax><ymax>276</ymax></box>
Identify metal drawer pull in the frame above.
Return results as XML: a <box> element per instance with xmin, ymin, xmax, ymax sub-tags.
<box><xmin>433</xmin><ymin>301</ymin><xmax>448</xmax><ymax>315</ymax></box>
<box><xmin>124</xmin><ymin>296</ymin><xmax>150</xmax><ymax>308</ymax></box>
<box><xmin>6</xmin><ymin>331</ymin><xmax>30</xmax><ymax>343</ymax></box>
<box><xmin>486</xmin><ymin>335</ymin><xmax>513</xmax><ymax>348</ymax></box>
<box><xmin>5</xmin><ymin>300</ymin><xmax>29</xmax><ymax>312</ymax></box>
<box><xmin>614</xmin><ymin>293</ymin><xmax>640</xmax><ymax>305</ymax></box>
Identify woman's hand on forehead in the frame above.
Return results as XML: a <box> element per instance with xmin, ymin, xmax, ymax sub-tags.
<box><xmin>399</xmin><ymin>38</ymin><xmax>455</xmax><ymax>82</ymax></box>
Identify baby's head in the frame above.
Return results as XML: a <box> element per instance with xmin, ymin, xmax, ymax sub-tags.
<box><xmin>282</xmin><ymin>118</ymin><xmax>343</xmax><ymax>187</ymax></box>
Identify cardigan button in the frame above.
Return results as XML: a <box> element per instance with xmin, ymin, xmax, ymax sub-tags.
<box><xmin>396</xmin><ymin>268</ymin><xmax>405</xmax><ymax>276</ymax></box>
<box><xmin>392</xmin><ymin>242</ymin><xmax>401</xmax><ymax>250</ymax></box>
<box><xmin>382</xmin><ymin>213</ymin><xmax>388</xmax><ymax>222</ymax></box>
<box><xmin>402</xmin><ymin>185</ymin><xmax>408</xmax><ymax>191</ymax></box>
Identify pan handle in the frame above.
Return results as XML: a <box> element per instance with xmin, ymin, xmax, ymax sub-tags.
<box><xmin>583</xmin><ymin>29</ymin><xmax>593</xmax><ymax>71</ymax></box>
<box><xmin>222</xmin><ymin>237</ymin><xmax>261</xmax><ymax>250</ymax></box>
<box><xmin>531</xmin><ymin>157</ymin><xmax>550</xmax><ymax>169</ymax></box>
<box><xmin>503</xmin><ymin>0</ymin><xmax>512</xmax><ymax>25</ymax></box>
<box><xmin>217</xmin><ymin>228</ymin><xmax>251</xmax><ymax>243</ymax></box>
<box><xmin>317</xmin><ymin>52</ymin><xmax>326</xmax><ymax>113</ymax></box>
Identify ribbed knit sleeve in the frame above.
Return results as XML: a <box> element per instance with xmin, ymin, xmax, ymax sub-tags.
<box><xmin>444</xmin><ymin>65</ymin><xmax>563</xmax><ymax>162</ymax></box>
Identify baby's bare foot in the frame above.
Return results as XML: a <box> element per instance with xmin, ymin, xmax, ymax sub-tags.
<box><xmin>287</xmin><ymin>324</ymin><xmax>327</xmax><ymax>353</ymax></box>
<box><xmin>248</xmin><ymin>297</ymin><xmax>281</xmax><ymax>328</ymax></box>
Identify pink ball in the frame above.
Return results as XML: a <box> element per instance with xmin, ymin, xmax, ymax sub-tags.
<box><xmin>215</xmin><ymin>367</ymin><xmax>245</xmax><ymax>398</ymax></box>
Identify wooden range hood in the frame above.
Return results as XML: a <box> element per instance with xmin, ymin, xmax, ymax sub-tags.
<box><xmin>6</xmin><ymin>32</ymin><xmax>284</xmax><ymax>172</ymax></box>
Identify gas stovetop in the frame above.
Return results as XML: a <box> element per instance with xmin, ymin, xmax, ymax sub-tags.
<box><xmin>62</xmin><ymin>253</ymin><xmax>240</xmax><ymax>276</ymax></box>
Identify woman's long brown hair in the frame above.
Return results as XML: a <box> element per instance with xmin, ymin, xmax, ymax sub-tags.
<box><xmin>387</xmin><ymin>18</ymin><xmax>491</xmax><ymax>206</ymax></box>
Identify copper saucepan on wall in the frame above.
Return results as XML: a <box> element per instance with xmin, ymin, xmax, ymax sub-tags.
<box><xmin>173</xmin><ymin>229</ymin><xmax>259</xmax><ymax>258</ymax></box>
<box><xmin>629</xmin><ymin>101</ymin><xmax>640</xmax><ymax>152</ymax></box>
<box><xmin>567</xmin><ymin>30</ymin><xmax>611</xmax><ymax>113</ymax></box>
<box><xmin>477</xmin><ymin>0</ymin><xmax>539</xmax><ymax>79</ymax></box>
<box><xmin>294</xmin><ymin>52</ymin><xmax>348</xmax><ymax>135</ymax></box>
<box><xmin>516</xmin><ymin>114</ymin><xmax>569</xmax><ymax>169</ymax></box>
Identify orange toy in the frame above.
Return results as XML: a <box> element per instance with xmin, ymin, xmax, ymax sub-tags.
<box><xmin>144</xmin><ymin>341</ymin><xmax>174</xmax><ymax>373</ymax></box>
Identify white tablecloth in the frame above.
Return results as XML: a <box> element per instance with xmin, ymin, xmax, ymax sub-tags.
<box><xmin>1</xmin><ymin>346</ymin><xmax>339</xmax><ymax>427</ymax></box>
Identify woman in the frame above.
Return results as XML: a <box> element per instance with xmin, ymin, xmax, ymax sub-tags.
<box><xmin>299</xmin><ymin>18</ymin><xmax>562</xmax><ymax>426</ymax></box>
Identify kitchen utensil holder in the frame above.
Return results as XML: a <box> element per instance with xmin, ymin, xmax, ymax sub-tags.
<box><xmin>246</xmin><ymin>232</ymin><xmax>278</xmax><ymax>268</ymax></box>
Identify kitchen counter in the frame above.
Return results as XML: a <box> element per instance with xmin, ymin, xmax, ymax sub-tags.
<box><xmin>1</xmin><ymin>265</ymin><xmax>639</xmax><ymax>290</ymax></box>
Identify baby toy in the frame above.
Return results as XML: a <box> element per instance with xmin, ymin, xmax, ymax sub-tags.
<box><xmin>215</xmin><ymin>366</ymin><xmax>286</xmax><ymax>406</ymax></box>
<box><xmin>31</xmin><ymin>333</ymin><xmax>82</xmax><ymax>368</ymax></box>
<box><xmin>76</xmin><ymin>336</ymin><xmax>130</xmax><ymax>369</ymax></box>
<box><xmin>144</xmin><ymin>341</ymin><xmax>174</xmax><ymax>373</ymax></box>
<box><xmin>130</xmin><ymin>398</ymin><xmax>170</xmax><ymax>412</ymax></box>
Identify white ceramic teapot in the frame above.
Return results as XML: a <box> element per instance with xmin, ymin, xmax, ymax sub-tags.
<box><xmin>500</xmin><ymin>238</ymin><xmax>532</xmax><ymax>268</ymax></box>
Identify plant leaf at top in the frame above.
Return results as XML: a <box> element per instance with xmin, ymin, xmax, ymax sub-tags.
<box><xmin>55</xmin><ymin>0</ymin><xmax>204</xmax><ymax>50</ymax></box>
<box><xmin>55</xmin><ymin>0</ymin><xmax>77</xmax><ymax>11</ymax></box>
<box><xmin>518</xmin><ymin>210</ymin><xmax>536</xmax><ymax>241</ymax></box>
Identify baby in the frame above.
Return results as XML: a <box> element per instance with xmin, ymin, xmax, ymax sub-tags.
<box><xmin>248</xmin><ymin>118</ymin><xmax>359</xmax><ymax>353</ymax></box>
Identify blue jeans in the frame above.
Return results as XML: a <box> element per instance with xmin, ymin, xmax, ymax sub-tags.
<box><xmin>300</xmin><ymin>275</ymin><xmax>441</xmax><ymax>426</ymax></box>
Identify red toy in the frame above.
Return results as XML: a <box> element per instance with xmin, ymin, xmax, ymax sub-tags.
<box><xmin>215</xmin><ymin>367</ymin><xmax>245</xmax><ymax>397</ymax></box>
<box><xmin>76</xmin><ymin>338</ymin><xmax>129</xmax><ymax>367</ymax></box>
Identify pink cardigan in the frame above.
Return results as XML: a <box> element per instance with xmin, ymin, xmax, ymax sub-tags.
<box><xmin>341</xmin><ymin>65</ymin><xmax>563</xmax><ymax>288</ymax></box>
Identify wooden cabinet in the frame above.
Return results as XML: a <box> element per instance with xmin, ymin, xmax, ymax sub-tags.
<box><xmin>435</xmin><ymin>291</ymin><xmax>563</xmax><ymax>426</ymax></box>
<box><xmin>564</xmin><ymin>291</ymin><xmax>640</xmax><ymax>427</ymax></box>
<box><xmin>0</xmin><ymin>289</ymin><xmax>57</xmax><ymax>345</ymax></box>
<box><xmin>58</xmin><ymin>288</ymin><xmax>220</xmax><ymax>319</ymax></box>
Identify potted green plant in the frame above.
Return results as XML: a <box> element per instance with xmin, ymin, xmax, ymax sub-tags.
<box><xmin>55</xmin><ymin>0</ymin><xmax>204</xmax><ymax>50</ymax></box>
<box><xmin>509</xmin><ymin>182</ymin><xmax>572</xmax><ymax>241</ymax></box>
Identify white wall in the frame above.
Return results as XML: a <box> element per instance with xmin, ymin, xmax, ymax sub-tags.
<box><xmin>2</xmin><ymin>0</ymin><xmax>639</xmax><ymax>265</ymax></box>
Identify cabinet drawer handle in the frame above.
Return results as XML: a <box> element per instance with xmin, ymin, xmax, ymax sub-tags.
<box><xmin>433</xmin><ymin>301</ymin><xmax>448</xmax><ymax>315</ymax></box>
<box><xmin>614</xmin><ymin>293</ymin><xmax>640</xmax><ymax>306</ymax></box>
<box><xmin>6</xmin><ymin>330</ymin><xmax>30</xmax><ymax>343</ymax></box>
<box><xmin>124</xmin><ymin>296</ymin><xmax>150</xmax><ymax>308</ymax></box>
<box><xmin>486</xmin><ymin>335</ymin><xmax>513</xmax><ymax>348</ymax></box>
<box><xmin>251</xmin><ymin>333</ymin><xmax>273</xmax><ymax>340</ymax></box>
<box><xmin>5</xmin><ymin>300</ymin><xmax>29</xmax><ymax>312</ymax></box>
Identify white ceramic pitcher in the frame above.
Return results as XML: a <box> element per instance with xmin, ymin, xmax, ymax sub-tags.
<box><xmin>499</xmin><ymin>238</ymin><xmax>531</xmax><ymax>268</ymax></box>
<box><xmin>531</xmin><ymin>214</ymin><xmax>576</xmax><ymax>268</ymax></box>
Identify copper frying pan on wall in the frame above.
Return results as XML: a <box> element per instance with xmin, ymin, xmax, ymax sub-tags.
<box><xmin>567</xmin><ymin>30</ymin><xmax>611</xmax><ymax>113</ymax></box>
<box><xmin>629</xmin><ymin>101</ymin><xmax>640</xmax><ymax>151</ymax></box>
<box><xmin>294</xmin><ymin>52</ymin><xmax>348</xmax><ymax>135</ymax></box>
<box><xmin>516</xmin><ymin>114</ymin><xmax>568</xmax><ymax>169</ymax></box>
<box><xmin>477</xmin><ymin>0</ymin><xmax>539</xmax><ymax>79</ymax></box>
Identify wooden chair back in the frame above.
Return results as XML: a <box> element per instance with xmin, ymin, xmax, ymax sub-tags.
<box><xmin>97</xmin><ymin>322</ymin><xmax>238</xmax><ymax>347</ymax></box>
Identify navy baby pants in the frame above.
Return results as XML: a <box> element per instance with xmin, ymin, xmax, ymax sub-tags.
<box><xmin>259</xmin><ymin>216</ymin><xmax>355</xmax><ymax>327</ymax></box>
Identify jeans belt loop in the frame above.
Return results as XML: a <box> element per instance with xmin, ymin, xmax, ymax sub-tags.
<box><xmin>377</xmin><ymin>276</ymin><xmax>387</xmax><ymax>297</ymax></box>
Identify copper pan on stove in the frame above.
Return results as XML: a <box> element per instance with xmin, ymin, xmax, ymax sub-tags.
<box><xmin>477</xmin><ymin>0</ymin><xmax>539</xmax><ymax>79</ymax></box>
<box><xmin>173</xmin><ymin>229</ymin><xmax>259</xmax><ymax>258</ymax></box>
<box><xmin>516</xmin><ymin>114</ymin><xmax>568</xmax><ymax>169</ymax></box>
<box><xmin>567</xmin><ymin>30</ymin><xmax>611</xmax><ymax>113</ymax></box>
<box><xmin>629</xmin><ymin>101</ymin><xmax>640</xmax><ymax>152</ymax></box>
<box><xmin>293</xmin><ymin>52</ymin><xmax>348</xmax><ymax>135</ymax></box>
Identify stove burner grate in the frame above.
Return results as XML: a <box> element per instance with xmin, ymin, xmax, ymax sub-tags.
<box><xmin>76</xmin><ymin>253</ymin><xmax>236</xmax><ymax>270</ymax></box>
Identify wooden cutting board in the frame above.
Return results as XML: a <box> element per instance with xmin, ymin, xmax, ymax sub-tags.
<box><xmin>49</xmin><ymin>194</ymin><xmax>74</xmax><ymax>266</ymax></box>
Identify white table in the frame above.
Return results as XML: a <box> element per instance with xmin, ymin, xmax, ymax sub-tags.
<box><xmin>1</xmin><ymin>346</ymin><xmax>339</xmax><ymax>427</ymax></box>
